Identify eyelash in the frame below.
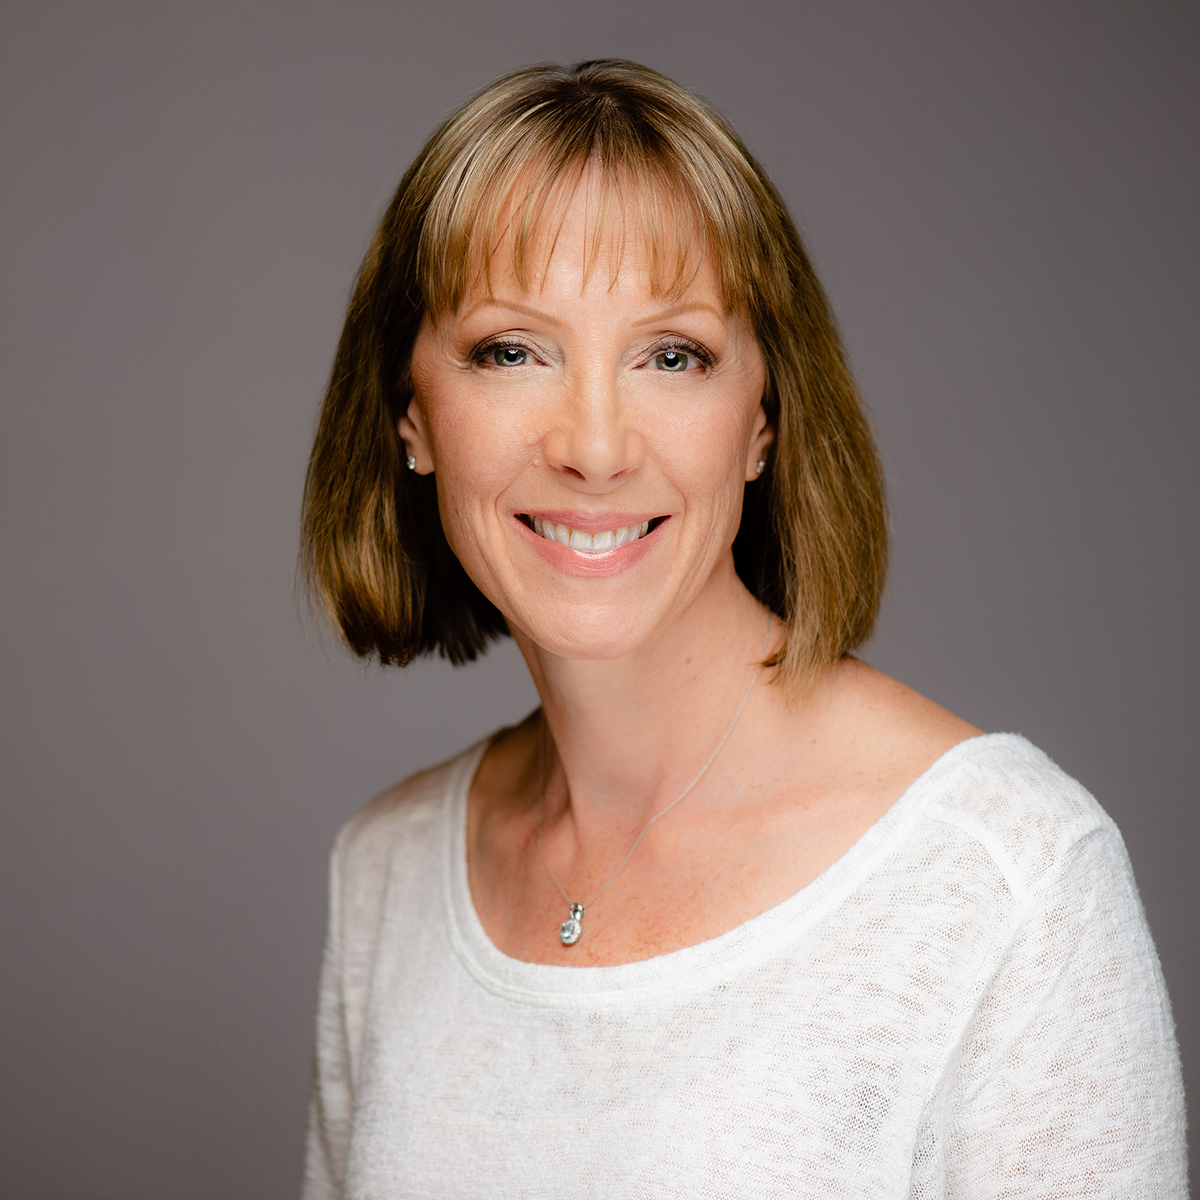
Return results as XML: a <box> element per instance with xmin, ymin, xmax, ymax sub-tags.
<box><xmin>470</xmin><ymin>336</ymin><xmax>715</xmax><ymax>370</ymax></box>
<box><xmin>471</xmin><ymin>338</ymin><xmax>539</xmax><ymax>367</ymax></box>
<box><xmin>644</xmin><ymin>337</ymin><xmax>714</xmax><ymax>370</ymax></box>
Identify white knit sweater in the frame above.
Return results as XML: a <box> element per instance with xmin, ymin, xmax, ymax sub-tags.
<box><xmin>302</xmin><ymin>733</ymin><xmax>1186</xmax><ymax>1198</ymax></box>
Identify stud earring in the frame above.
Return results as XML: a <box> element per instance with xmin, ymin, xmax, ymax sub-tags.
<box><xmin>406</xmin><ymin>455</ymin><xmax>417</xmax><ymax>471</ymax></box>
<box><xmin>755</xmin><ymin>460</ymin><xmax>766</xmax><ymax>476</ymax></box>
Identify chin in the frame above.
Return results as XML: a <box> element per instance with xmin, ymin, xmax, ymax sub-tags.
<box><xmin>510</xmin><ymin>602</ymin><xmax>658</xmax><ymax>662</ymax></box>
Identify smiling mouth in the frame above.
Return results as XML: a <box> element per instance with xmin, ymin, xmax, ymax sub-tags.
<box><xmin>519</xmin><ymin>515</ymin><xmax>666</xmax><ymax>553</ymax></box>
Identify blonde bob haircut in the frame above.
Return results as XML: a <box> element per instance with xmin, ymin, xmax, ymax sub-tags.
<box><xmin>301</xmin><ymin>59</ymin><xmax>887</xmax><ymax>681</ymax></box>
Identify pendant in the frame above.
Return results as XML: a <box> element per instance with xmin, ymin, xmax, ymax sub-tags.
<box><xmin>559</xmin><ymin>903</ymin><xmax>585</xmax><ymax>945</ymax></box>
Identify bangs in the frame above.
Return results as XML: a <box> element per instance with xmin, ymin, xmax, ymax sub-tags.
<box><xmin>412</xmin><ymin>80</ymin><xmax>777</xmax><ymax>317</ymax></box>
<box><xmin>422</xmin><ymin>158</ymin><xmax>709</xmax><ymax>309</ymax></box>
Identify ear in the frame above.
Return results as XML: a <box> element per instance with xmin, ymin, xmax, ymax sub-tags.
<box><xmin>745</xmin><ymin>400</ymin><xmax>775</xmax><ymax>482</ymax></box>
<box><xmin>398</xmin><ymin>394</ymin><xmax>434</xmax><ymax>475</ymax></box>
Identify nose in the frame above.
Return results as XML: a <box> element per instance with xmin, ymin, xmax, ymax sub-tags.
<box><xmin>541</xmin><ymin>369</ymin><xmax>643</xmax><ymax>487</ymax></box>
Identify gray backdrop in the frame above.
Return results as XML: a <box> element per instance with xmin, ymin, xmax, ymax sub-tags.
<box><xmin>2</xmin><ymin>1</ymin><xmax>1195</xmax><ymax>1195</ymax></box>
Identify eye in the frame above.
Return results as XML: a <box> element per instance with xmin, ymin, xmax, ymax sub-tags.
<box><xmin>488</xmin><ymin>345</ymin><xmax>528</xmax><ymax>367</ymax></box>
<box><xmin>644</xmin><ymin>338</ymin><xmax>713</xmax><ymax>373</ymax></box>
<box><xmin>654</xmin><ymin>350</ymin><xmax>690</xmax><ymax>371</ymax></box>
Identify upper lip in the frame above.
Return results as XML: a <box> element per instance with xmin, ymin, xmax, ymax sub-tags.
<box><xmin>516</xmin><ymin>510</ymin><xmax>667</xmax><ymax>533</ymax></box>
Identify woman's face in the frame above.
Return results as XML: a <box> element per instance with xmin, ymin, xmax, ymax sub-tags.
<box><xmin>403</xmin><ymin>179</ymin><xmax>772</xmax><ymax>661</ymax></box>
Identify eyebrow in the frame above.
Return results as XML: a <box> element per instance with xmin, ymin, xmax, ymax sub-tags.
<box><xmin>631</xmin><ymin>302</ymin><xmax>725</xmax><ymax>326</ymax></box>
<box><xmin>459</xmin><ymin>299</ymin><xmax>562</xmax><ymax>326</ymax></box>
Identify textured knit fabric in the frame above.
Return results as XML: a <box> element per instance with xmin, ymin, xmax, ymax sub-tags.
<box><xmin>301</xmin><ymin>733</ymin><xmax>1187</xmax><ymax>1198</ymax></box>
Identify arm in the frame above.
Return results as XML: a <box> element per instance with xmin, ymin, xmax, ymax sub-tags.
<box><xmin>301</xmin><ymin>843</ymin><xmax>353</xmax><ymax>1200</ymax></box>
<box><xmin>914</xmin><ymin>826</ymin><xmax>1187</xmax><ymax>1198</ymax></box>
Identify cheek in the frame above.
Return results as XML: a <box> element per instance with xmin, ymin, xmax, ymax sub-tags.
<box><xmin>422</xmin><ymin>368</ymin><xmax>546</xmax><ymax>470</ymax></box>
<box><xmin>423</xmin><ymin>399</ymin><xmax>527</xmax><ymax>553</ymax></box>
<box><xmin>649</xmin><ymin>394</ymin><xmax>758</xmax><ymax>503</ymax></box>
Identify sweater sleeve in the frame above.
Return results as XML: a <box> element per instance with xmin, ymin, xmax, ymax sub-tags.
<box><xmin>301</xmin><ymin>840</ymin><xmax>353</xmax><ymax>1200</ymax></box>
<box><xmin>911</xmin><ymin>825</ymin><xmax>1187</xmax><ymax>1198</ymax></box>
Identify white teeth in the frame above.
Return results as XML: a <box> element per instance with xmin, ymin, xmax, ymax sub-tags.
<box><xmin>527</xmin><ymin>517</ymin><xmax>655</xmax><ymax>553</ymax></box>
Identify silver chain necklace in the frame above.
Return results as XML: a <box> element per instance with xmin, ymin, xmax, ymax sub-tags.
<box><xmin>536</xmin><ymin>614</ymin><xmax>771</xmax><ymax>946</ymax></box>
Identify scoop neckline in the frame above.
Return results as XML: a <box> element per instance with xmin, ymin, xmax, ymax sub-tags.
<box><xmin>443</xmin><ymin>731</ymin><xmax>1020</xmax><ymax>1008</ymax></box>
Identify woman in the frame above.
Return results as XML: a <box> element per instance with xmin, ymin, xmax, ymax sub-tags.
<box><xmin>299</xmin><ymin>60</ymin><xmax>1185</xmax><ymax>1196</ymax></box>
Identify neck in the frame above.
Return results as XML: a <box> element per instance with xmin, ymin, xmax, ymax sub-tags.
<box><xmin>510</xmin><ymin>557</ymin><xmax>774</xmax><ymax>836</ymax></box>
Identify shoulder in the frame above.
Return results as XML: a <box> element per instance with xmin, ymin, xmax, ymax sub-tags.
<box><xmin>330</xmin><ymin>736</ymin><xmax>489</xmax><ymax>894</ymax></box>
<box><xmin>914</xmin><ymin>733</ymin><xmax>1123</xmax><ymax>899</ymax></box>
<box><xmin>822</xmin><ymin>662</ymin><xmax>1123</xmax><ymax>896</ymax></box>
